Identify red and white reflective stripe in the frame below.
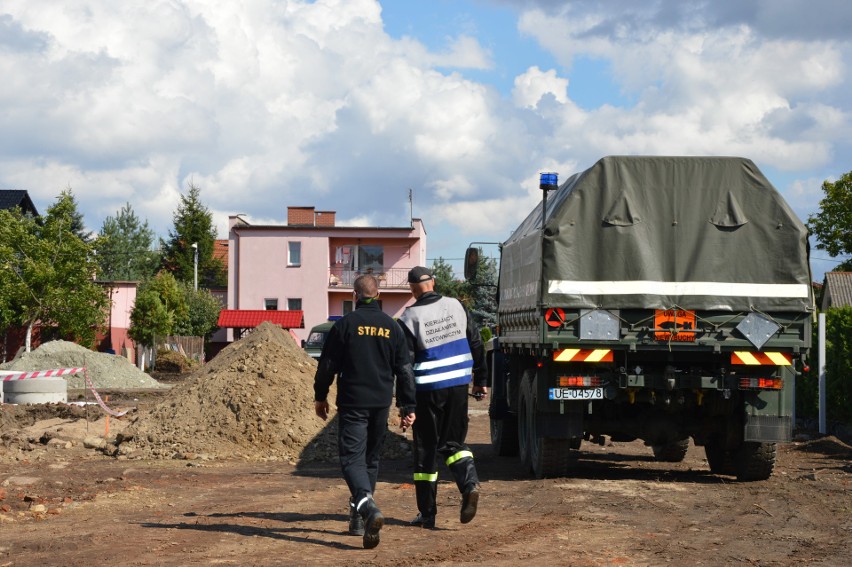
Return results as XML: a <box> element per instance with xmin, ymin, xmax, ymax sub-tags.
<box><xmin>1</xmin><ymin>367</ymin><xmax>86</xmax><ymax>381</ymax></box>
<box><xmin>731</xmin><ymin>352</ymin><xmax>792</xmax><ymax>366</ymax></box>
<box><xmin>553</xmin><ymin>349</ymin><xmax>614</xmax><ymax>363</ymax></box>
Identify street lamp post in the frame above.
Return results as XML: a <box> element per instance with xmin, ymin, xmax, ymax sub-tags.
<box><xmin>191</xmin><ymin>242</ymin><xmax>198</xmax><ymax>291</ymax></box>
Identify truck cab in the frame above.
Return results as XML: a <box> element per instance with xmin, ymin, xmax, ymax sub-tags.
<box><xmin>302</xmin><ymin>320</ymin><xmax>335</xmax><ymax>359</ymax></box>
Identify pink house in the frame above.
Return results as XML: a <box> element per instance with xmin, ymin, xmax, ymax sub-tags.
<box><xmin>225</xmin><ymin>206</ymin><xmax>427</xmax><ymax>343</ymax></box>
<box><xmin>100</xmin><ymin>281</ymin><xmax>137</xmax><ymax>360</ymax></box>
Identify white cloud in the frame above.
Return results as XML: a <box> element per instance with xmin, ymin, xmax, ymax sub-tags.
<box><xmin>514</xmin><ymin>5</ymin><xmax>850</xmax><ymax>175</ymax></box>
<box><xmin>0</xmin><ymin>0</ymin><xmax>849</xmax><ymax>284</ymax></box>
<box><xmin>430</xmin><ymin>34</ymin><xmax>493</xmax><ymax>69</ymax></box>
<box><xmin>512</xmin><ymin>66</ymin><xmax>569</xmax><ymax>108</ymax></box>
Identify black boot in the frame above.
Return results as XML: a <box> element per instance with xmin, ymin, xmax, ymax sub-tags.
<box><xmin>357</xmin><ymin>496</ymin><xmax>384</xmax><ymax>549</ymax></box>
<box><xmin>460</xmin><ymin>484</ymin><xmax>480</xmax><ymax>524</ymax></box>
<box><xmin>348</xmin><ymin>497</ymin><xmax>364</xmax><ymax>536</ymax></box>
<box><xmin>410</xmin><ymin>512</ymin><xmax>436</xmax><ymax>529</ymax></box>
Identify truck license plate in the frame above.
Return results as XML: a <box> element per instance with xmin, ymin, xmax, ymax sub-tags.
<box><xmin>548</xmin><ymin>388</ymin><xmax>604</xmax><ymax>400</ymax></box>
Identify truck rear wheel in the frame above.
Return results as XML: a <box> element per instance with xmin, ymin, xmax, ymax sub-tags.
<box><xmin>734</xmin><ymin>442</ymin><xmax>776</xmax><ymax>481</ymax></box>
<box><xmin>520</xmin><ymin>369</ymin><xmax>572</xmax><ymax>479</ymax></box>
<box><xmin>704</xmin><ymin>442</ymin><xmax>736</xmax><ymax>475</ymax></box>
<box><xmin>652</xmin><ymin>439</ymin><xmax>690</xmax><ymax>462</ymax></box>
<box><xmin>489</xmin><ymin>367</ymin><xmax>519</xmax><ymax>457</ymax></box>
<box><xmin>517</xmin><ymin>369</ymin><xmax>534</xmax><ymax>471</ymax></box>
<box><xmin>490</xmin><ymin>416</ymin><xmax>519</xmax><ymax>456</ymax></box>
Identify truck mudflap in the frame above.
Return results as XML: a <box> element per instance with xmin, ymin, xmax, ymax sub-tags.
<box><xmin>744</xmin><ymin>414</ymin><xmax>792</xmax><ymax>443</ymax></box>
<box><xmin>742</xmin><ymin>366</ymin><xmax>794</xmax><ymax>443</ymax></box>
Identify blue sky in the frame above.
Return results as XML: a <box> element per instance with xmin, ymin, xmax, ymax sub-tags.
<box><xmin>1</xmin><ymin>0</ymin><xmax>850</xmax><ymax>282</ymax></box>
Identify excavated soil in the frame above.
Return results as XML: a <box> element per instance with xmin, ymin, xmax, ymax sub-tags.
<box><xmin>0</xmin><ymin>324</ymin><xmax>849</xmax><ymax>566</ymax></box>
<box><xmin>110</xmin><ymin>321</ymin><xmax>410</xmax><ymax>464</ymax></box>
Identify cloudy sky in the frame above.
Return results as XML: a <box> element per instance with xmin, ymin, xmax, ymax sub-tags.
<box><xmin>1</xmin><ymin>0</ymin><xmax>850</xmax><ymax>281</ymax></box>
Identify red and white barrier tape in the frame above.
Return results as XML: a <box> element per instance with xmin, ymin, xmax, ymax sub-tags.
<box><xmin>1</xmin><ymin>367</ymin><xmax>86</xmax><ymax>381</ymax></box>
<box><xmin>1</xmin><ymin>367</ymin><xmax>128</xmax><ymax>417</ymax></box>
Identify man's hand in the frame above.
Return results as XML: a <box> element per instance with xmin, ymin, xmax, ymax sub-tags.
<box><xmin>400</xmin><ymin>412</ymin><xmax>416</xmax><ymax>432</ymax></box>
<box><xmin>315</xmin><ymin>400</ymin><xmax>329</xmax><ymax>421</ymax></box>
<box><xmin>471</xmin><ymin>385</ymin><xmax>488</xmax><ymax>401</ymax></box>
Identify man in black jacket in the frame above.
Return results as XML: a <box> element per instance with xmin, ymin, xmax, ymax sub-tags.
<box><xmin>314</xmin><ymin>274</ymin><xmax>417</xmax><ymax>549</ymax></box>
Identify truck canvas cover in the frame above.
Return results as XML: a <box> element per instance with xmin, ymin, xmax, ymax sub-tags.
<box><xmin>500</xmin><ymin>156</ymin><xmax>813</xmax><ymax>313</ymax></box>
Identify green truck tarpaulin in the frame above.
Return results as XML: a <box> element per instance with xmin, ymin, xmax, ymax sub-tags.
<box><xmin>499</xmin><ymin>156</ymin><xmax>813</xmax><ymax>313</ymax></box>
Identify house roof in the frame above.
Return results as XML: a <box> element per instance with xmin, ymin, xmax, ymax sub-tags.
<box><xmin>217</xmin><ymin>310</ymin><xmax>304</xmax><ymax>329</ymax></box>
<box><xmin>0</xmin><ymin>190</ymin><xmax>39</xmax><ymax>216</ymax></box>
<box><xmin>213</xmin><ymin>239</ymin><xmax>228</xmax><ymax>265</ymax></box>
<box><xmin>822</xmin><ymin>272</ymin><xmax>852</xmax><ymax>309</ymax></box>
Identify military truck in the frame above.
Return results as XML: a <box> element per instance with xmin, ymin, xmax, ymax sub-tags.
<box><xmin>466</xmin><ymin>156</ymin><xmax>813</xmax><ymax>481</ymax></box>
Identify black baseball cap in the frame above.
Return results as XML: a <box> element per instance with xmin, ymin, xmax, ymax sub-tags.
<box><xmin>408</xmin><ymin>266</ymin><xmax>433</xmax><ymax>283</ymax></box>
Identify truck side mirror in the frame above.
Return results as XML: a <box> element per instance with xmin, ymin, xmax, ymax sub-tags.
<box><xmin>464</xmin><ymin>247</ymin><xmax>479</xmax><ymax>281</ymax></box>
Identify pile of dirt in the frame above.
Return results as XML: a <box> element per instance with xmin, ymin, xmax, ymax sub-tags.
<box><xmin>791</xmin><ymin>435</ymin><xmax>852</xmax><ymax>458</ymax></box>
<box><xmin>1</xmin><ymin>340</ymin><xmax>164</xmax><ymax>390</ymax></box>
<box><xmin>115</xmin><ymin>322</ymin><xmax>412</xmax><ymax>463</ymax></box>
<box><xmin>154</xmin><ymin>349</ymin><xmax>193</xmax><ymax>373</ymax></box>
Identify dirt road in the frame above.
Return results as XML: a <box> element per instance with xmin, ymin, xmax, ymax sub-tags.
<box><xmin>1</xmin><ymin>400</ymin><xmax>850</xmax><ymax>567</ymax></box>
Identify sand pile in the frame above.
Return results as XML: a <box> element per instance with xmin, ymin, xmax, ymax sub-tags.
<box><xmin>1</xmin><ymin>340</ymin><xmax>164</xmax><ymax>390</ymax></box>
<box><xmin>116</xmin><ymin>322</ymin><xmax>412</xmax><ymax>463</ymax></box>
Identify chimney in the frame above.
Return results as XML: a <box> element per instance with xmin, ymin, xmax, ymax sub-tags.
<box><xmin>315</xmin><ymin>210</ymin><xmax>336</xmax><ymax>227</ymax></box>
<box><xmin>287</xmin><ymin>206</ymin><xmax>315</xmax><ymax>226</ymax></box>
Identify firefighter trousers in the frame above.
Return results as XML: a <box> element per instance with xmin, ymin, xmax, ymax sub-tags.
<box><xmin>412</xmin><ymin>384</ymin><xmax>479</xmax><ymax>518</ymax></box>
<box><xmin>338</xmin><ymin>406</ymin><xmax>390</xmax><ymax>504</ymax></box>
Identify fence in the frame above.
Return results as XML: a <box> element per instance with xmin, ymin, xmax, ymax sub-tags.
<box><xmin>159</xmin><ymin>335</ymin><xmax>205</xmax><ymax>364</ymax></box>
<box><xmin>136</xmin><ymin>335</ymin><xmax>206</xmax><ymax>371</ymax></box>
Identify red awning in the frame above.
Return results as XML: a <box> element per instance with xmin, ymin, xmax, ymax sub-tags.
<box><xmin>217</xmin><ymin>310</ymin><xmax>304</xmax><ymax>329</ymax></box>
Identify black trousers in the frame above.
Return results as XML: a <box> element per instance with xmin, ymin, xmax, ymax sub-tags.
<box><xmin>338</xmin><ymin>406</ymin><xmax>390</xmax><ymax>505</ymax></box>
<box><xmin>412</xmin><ymin>384</ymin><xmax>479</xmax><ymax>517</ymax></box>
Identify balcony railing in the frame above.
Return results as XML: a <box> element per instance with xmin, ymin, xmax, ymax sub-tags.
<box><xmin>328</xmin><ymin>267</ymin><xmax>411</xmax><ymax>289</ymax></box>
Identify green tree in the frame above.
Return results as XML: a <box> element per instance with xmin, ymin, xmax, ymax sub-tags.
<box><xmin>798</xmin><ymin>307</ymin><xmax>852</xmax><ymax>424</ymax></box>
<box><xmin>0</xmin><ymin>209</ymin><xmax>33</xmax><ymax>353</ymax></box>
<box><xmin>807</xmin><ymin>171</ymin><xmax>852</xmax><ymax>271</ymax></box>
<box><xmin>160</xmin><ymin>183</ymin><xmax>225</xmax><ymax>287</ymax></box>
<box><xmin>128</xmin><ymin>285</ymin><xmax>173</xmax><ymax>348</ymax></box>
<box><xmin>173</xmin><ymin>282</ymin><xmax>222</xmax><ymax>339</ymax></box>
<box><xmin>431</xmin><ymin>257</ymin><xmax>468</xmax><ymax>303</ymax></box>
<box><xmin>0</xmin><ymin>193</ymin><xmax>109</xmax><ymax>350</ymax></box>
<box><xmin>59</xmin><ymin>187</ymin><xmax>94</xmax><ymax>242</ymax></box>
<box><xmin>128</xmin><ymin>272</ymin><xmax>186</xmax><ymax>348</ymax></box>
<box><xmin>95</xmin><ymin>202</ymin><xmax>159</xmax><ymax>281</ymax></box>
<box><xmin>468</xmin><ymin>249</ymin><xmax>498</xmax><ymax>330</ymax></box>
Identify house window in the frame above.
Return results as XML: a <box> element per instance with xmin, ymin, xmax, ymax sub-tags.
<box><xmin>264</xmin><ymin>298</ymin><xmax>278</xmax><ymax>310</ymax></box>
<box><xmin>287</xmin><ymin>298</ymin><xmax>302</xmax><ymax>311</ymax></box>
<box><xmin>288</xmin><ymin>241</ymin><xmax>302</xmax><ymax>266</ymax></box>
<box><xmin>358</xmin><ymin>245</ymin><xmax>383</xmax><ymax>272</ymax></box>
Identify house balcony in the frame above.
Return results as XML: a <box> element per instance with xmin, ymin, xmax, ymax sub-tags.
<box><xmin>328</xmin><ymin>267</ymin><xmax>411</xmax><ymax>290</ymax></box>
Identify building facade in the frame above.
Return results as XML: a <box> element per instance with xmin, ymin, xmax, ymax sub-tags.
<box><xmin>226</xmin><ymin>206</ymin><xmax>426</xmax><ymax>342</ymax></box>
<box><xmin>99</xmin><ymin>281</ymin><xmax>137</xmax><ymax>360</ymax></box>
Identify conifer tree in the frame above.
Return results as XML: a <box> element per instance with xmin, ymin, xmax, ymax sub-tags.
<box><xmin>160</xmin><ymin>182</ymin><xmax>225</xmax><ymax>287</ymax></box>
<box><xmin>95</xmin><ymin>202</ymin><xmax>159</xmax><ymax>281</ymax></box>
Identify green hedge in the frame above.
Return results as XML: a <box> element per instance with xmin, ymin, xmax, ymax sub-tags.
<box><xmin>796</xmin><ymin>307</ymin><xmax>852</xmax><ymax>424</ymax></box>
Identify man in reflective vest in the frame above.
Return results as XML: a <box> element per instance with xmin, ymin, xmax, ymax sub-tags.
<box><xmin>398</xmin><ymin>266</ymin><xmax>488</xmax><ymax>529</ymax></box>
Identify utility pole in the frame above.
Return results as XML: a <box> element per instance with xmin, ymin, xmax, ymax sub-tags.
<box><xmin>192</xmin><ymin>242</ymin><xmax>198</xmax><ymax>291</ymax></box>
